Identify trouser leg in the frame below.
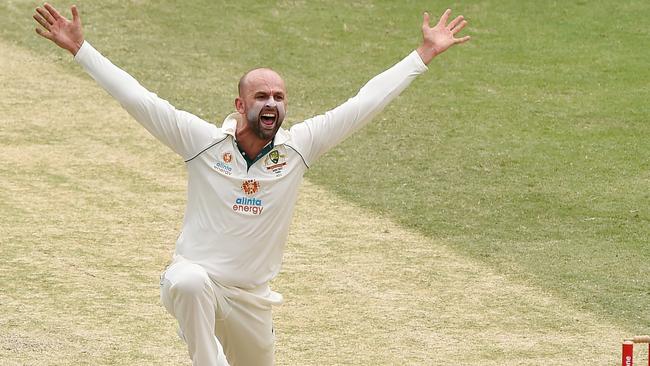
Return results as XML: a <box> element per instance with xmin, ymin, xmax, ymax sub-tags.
<box><xmin>160</xmin><ymin>261</ymin><xmax>229</xmax><ymax>366</ymax></box>
<box><xmin>215</xmin><ymin>288</ymin><xmax>276</xmax><ymax>366</ymax></box>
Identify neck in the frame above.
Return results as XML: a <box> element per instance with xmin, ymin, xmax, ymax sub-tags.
<box><xmin>235</xmin><ymin>116</ymin><xmax>272</xmax><ymax>159</ymax></box>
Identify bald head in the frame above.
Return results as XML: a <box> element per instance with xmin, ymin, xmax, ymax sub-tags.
<box><xmin>238</xmin><ymin>68</ymin><xmax>286</xmax><ymax>97</ymax></box>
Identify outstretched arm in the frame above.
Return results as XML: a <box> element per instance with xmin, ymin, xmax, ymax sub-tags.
<box><xmin>32</xmin><ymin>3</ymin><xmax>217</xmax><ymax>160</ymax></box>
<box><xmin>289</xmin><ymin>8</ymin><xmax>470</xmax><ymax>166</ymax></box>
<box><xmin>417</xmin><ymin>9</ymin><xmax>470</xmax><ymax>65</ymax></box>
<box><xmin>33</xmin><ymin>3</ymin><xmax>84</xmax><ymax>56</ymax></box>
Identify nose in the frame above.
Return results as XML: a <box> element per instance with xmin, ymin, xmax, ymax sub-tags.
<box><xmin>264</xmin><ymin>97</ymin><xmax>277</xmax><ymax>108</ymax></box>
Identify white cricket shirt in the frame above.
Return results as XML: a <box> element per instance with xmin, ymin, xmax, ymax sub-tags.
<box><xmin>75</xmin><ymin>41</ymin><xmax>427</xmax><ymax>289</ymax></box>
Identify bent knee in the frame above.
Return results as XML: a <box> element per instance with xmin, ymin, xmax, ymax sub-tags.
<box><xmin>165</xmin><ymin>263</ymin><xmax>212</xmax><ymax>298</ymax></box>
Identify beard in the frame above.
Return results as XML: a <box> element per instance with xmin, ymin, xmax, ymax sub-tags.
<box><xmin>245</xmin><ymin>102</ymin><xmax>286</xmax><ymax>140</ymax></box>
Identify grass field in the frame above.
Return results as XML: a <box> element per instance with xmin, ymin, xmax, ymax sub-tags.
<box><xmin>0</xmin><ymin>0</ymin><xmax>648</xmax><ymax>365</ymax></box>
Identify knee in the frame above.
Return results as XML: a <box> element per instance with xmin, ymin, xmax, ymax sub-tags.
<box><xmin>165</xmin><ymin>264</ymin><xmax>212</xmax><ymax>300</ymax></box>
<box><xmin>170</xmin><ymin>272</ymin><xmax>210</xmax><ymax>299</ymax></box>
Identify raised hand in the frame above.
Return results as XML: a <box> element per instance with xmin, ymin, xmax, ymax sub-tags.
<box><xmin>33</xmin><ymin>3</ymin><xmax>84</xmax><ymax>56</ymax></box>
<box><xmin>416</xmin><ymin>9</ymin><xmax>470</xmax><ymax>65</ymax></box>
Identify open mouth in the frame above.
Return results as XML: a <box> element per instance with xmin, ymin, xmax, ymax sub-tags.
<box><xmin>260</xmin><ymin>111</ymin><xmax>277</xmax><ymax>127</ymax></box>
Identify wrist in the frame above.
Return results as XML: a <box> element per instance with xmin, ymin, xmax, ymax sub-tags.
<box><xmin>416</xmin><ymin>44</ymin><xmax>438</xmax><ymax>65</ymax></box>
<box><xmin>68</xmin><ymin>39</ymin><xmax>83</xmax><ymax>56</ymax></box>
<box><xmin>63</xmin><ymin>35</ymin><xmax>84</xmax><ymax>56</ymax></box>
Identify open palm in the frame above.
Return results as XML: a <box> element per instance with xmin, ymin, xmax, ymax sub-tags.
<box><xmin>33</xmin><ymin>3</ymin><xmax>84</xmax><ymax>55</ymax></box>
<box><xmin>417</xmin><ymin>9</ymin><xmax>470</xmax><ymax>64</ymax></box>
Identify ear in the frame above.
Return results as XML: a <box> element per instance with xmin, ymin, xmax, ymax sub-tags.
<box><xmin>235</xmin><ymin>97</ymin><xmax>245</xmax><ymax>114</ymax></box>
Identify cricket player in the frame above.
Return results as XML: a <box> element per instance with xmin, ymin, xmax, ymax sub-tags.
<box><xmin>33</xmin><ymin>3</ymin><xmax>469</xmax><ymax>365</ymax></box>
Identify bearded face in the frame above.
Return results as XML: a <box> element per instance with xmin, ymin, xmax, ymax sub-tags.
<box><xmin>236</xmin><ymin>68</ymin><xmax>287</xmax><ymax>141</ymax></box>
<box><xmin>244</xmin><ymin>94</ymin><xmax>286</xmax><ymax>140</ymax></box>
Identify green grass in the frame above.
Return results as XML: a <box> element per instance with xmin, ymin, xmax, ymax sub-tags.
<box><xmin>1</xmin><ymin>0</ymin><xmax>648</xmax><ymax>340</ymax></box>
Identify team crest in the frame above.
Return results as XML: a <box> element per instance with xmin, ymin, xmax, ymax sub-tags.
<box><xmin>241</xmin><ymin>179</ymin><xmax>260</xmax><ymax>196</ymax></box>
<box><xmin>264</xmin><ymin>149</ymin><xmax>288</xmax><ymax>176</ymax></box>
<box><xmin>223</xmin><ymin>152</ymin><xmax>232</xmax><ymax>163</ymax></box>
<box><xmin>269</xmin><ymin>150</ymin><xmax>280</xmax><ymax>164</ymax></box>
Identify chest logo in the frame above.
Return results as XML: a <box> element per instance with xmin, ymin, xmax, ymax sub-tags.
<box><xmin>213</xmin><ymin>151</ymin><xmax>233</xmax><ymax>176</ymax></box>
<box><xmin>264</xmin><ymin>149</ymin><xmax>288</xmax><ymax>176</ymax></box>
<box><xmin>234</xmin><ymin>180</ymin><xmax>263</xmax><ymax>215</ymax></box>
<box><xmin>242</xmin><ymin>179</ymin><xmax>260</xmax><ymax>195</ymax></box>
<box><xmin>269</xmin><ymin>150</ymin><xmax>280</xmax><ymax>164</ymax></box>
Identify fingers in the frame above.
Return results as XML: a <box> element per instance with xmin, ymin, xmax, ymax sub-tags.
<box><xmin>454</xmin><ymin>35</ymin><xmax>471</xmax><ymax>44</ymax></box>
<box><xmin>33</xmin><ymin>12</ymin><xmax>51</xmax><ymax>30</ymax></box>
<box><xmin>36</xmin><ymin>7</ymin><xmax>55</xmax><ymax>25</ymax></box>
<box><xmin>437</xmin><ymin>8</ymin><xmax>451</xmax><ymax>27</ymax></box>
<box><xmin>422</xmin><ymin>11</ymin><xmax>430</xmax><ymax>28</ymax></box>
<box><xmin>447</xmin><ymin>15</ymin><xmax>464</xmax><ymax>30</ymax></box>
<box><xmin>451</xmin><ymin>20</ymin><xmax>468</xmax><ymax>35</ymax></box>
<box><xmin>44</xmin><ymin>3</ymin><xmax>63</xmax><ymax>21</ymax></box>
<box><xmin>71</xmin><ymin>5</ymin><xmax>80</xmax><ymax>24</ymax></box>
<box><xmin>34</xmin><ymin>27</ymin><xmax>52</xmax><ymax>40</ymax></box>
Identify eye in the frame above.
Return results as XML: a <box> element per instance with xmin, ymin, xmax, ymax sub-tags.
<box><xmin>274</xmin><ymin>94</ymin><xmax>284</xmax><ymax>101</ymax></box>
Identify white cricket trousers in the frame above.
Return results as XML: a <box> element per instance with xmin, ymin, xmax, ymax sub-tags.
<box><xmin>160</xmin><ymin>259</ymin><xmax>281</xmax><ymax>366</ymax></box>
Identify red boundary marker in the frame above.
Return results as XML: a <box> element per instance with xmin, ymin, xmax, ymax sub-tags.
<box><xmin>622</xmin><ymin>341</ymin><xmax>633</xmax><ymax>366</ymax></box>
<box><xmin>622</xmin><ymin>336</ymin><xmax>650</xmax><ymax>366</ymax></box>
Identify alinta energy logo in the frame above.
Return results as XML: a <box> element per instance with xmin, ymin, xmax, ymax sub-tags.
<box><xmin>213</xmin><ymin>151</ymin><xmax>233</xmax><ymax>176</ymax></box>
<box><xmin>233</xmin><ymin>179</ymin><xmax>263</xmax><ymax>215</ymax></box>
